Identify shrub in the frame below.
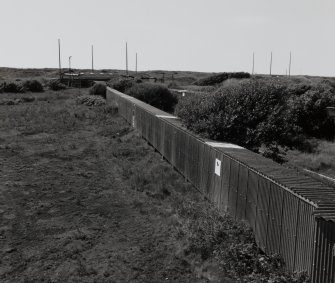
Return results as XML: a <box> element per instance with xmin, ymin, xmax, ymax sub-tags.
<box><xmin>126</xmin><ymin>83</ymin><xmax>178</xmax><ymax>112</ymax></box>
<box><xmin>176</xmin><ymin>200</ymin><xmax>310</xmax><ymax>282</ymax></box>
<box><xmin>167</xmin><ymin>81</ymin><xmax>181</xmax><ymax>89</ymax></box>
<box><xmin>48</xmin><ymin>79</ymin><xmax>67</xmax><ymax>91</ymax></box>
<box><xmin>89</xmin><ymin>83</ymin><xmax>106</xmax><ymax>98</ymax></box>
<box><xmin>76</xmin><ymin>95</ymin><xmax>106</xmax><ymax>106</ymax></box>
<box><xmin>23</xmin><ymin>80</ymin><xmax>43</xmax><ymax>92</ymax></box>
<box><xmin>194</xmin><ymin>72</ymin><xmax>251</xmax><ymax>86</ymax></box>
<box><xmin>175</xmin><ymin>79</ymin><xmax>301</xmax><ymax>153</ymax></box>
<box><xmin>288</xmin><ymin>85</ymin><xmax>335</xmax><ymax>139</ymax></box>
<box><xmin>112</xmin><ymin>79</ymin><xmax>135</xmax><ymax>93</ymax></box>
<box><xmin>1</xmin><ymin>82</ymin><xmax>25</xmax><ymax>93</ymax></box>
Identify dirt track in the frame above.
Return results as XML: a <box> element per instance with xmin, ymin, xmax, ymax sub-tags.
<box><xmin>0</xmin><ymin>93</ymin><xmax>230</xmax><ymax>282</ymax></box>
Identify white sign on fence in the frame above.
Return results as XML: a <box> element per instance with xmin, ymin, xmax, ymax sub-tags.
<box><xmin>215</xmin><ymin>159</ymin><xmax>221</xmax><ymax>176</ymax></box>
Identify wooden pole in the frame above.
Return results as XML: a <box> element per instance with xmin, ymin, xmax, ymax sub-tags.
<box><xmin>58</xmin><ymin>39</ymin><xmax>61</xmax><ymax>79</ymax></box>
<box><xmin>270</xmin><ymin>51</ymin><xmax>272</xmax><ymax>76</ymax></box>
<box><xmin>136</xmin><ymin>52</ymin><xmax>137</xmax><ymax>75</ymax></box>
<box><xmin>289</xmin><ymin>51</ymin><xmax>292</xmax><ymax>77</ymax></box>
<box><xmin>126</xmin><ymin>42</ymin><xmax>128</xmax><ymax>75</ymax></box>
<box><xmin>252</xmin><ymin>52</ymin><xmax>255</xmax><ymax>75</ymax></box>
<box><xmin>68</xmin><ymin>56</ymin><xmax>71</xmax><ymax>72</ymax></box>
<box><xmin>91</xmin><ymin>45</ymin><xmax>94</xmax><ymax>73</ymax></box>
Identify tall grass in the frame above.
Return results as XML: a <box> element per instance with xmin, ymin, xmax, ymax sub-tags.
<box><xmin>286</xmin><ymin>140</ymin><xmax>335</xmax><ymax>178</ymax></box>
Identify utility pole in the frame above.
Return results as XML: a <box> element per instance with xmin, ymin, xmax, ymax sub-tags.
<box><xmin>136</xmin><ymin>52</ymin><xmax>137</xmax><ymax>75</ymax></box>
<box><xmin>270</xmin><ymin>51</ymin><xmax>273</xmax><ymax>76</ymax></box>
<box><xmin>91</xmin><ymin>45</ymin><xmax>94</xmax><ymax>73</ymax></box>
<box><xmin>288</xmin><ymin>51</ymin><xmax>292</xmax><ymax>77</ymax></box>
<box><xmin>69</xmin><ymin>56</ymin><xmax>72</xmax><ymax>72</ymax></box>
<box><xmin>252</xmin><ymin>52</ymin><xmax>255</xmax><ymax>75</ymax></box>
<box><xmin>126</xmin><ymin>42</ymin><xmax>128</xmax><ymax>75</ymax></box>
<box><xmin>58</xmin><ymin>39</ymin><xmax>61</xmax><ymax>79</ymax></box>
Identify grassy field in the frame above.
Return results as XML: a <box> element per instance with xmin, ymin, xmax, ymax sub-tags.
<box><xmin>0</xmin><ymin>88</ymin><xmax>227</xmax><ymax>282</ymax></box>
<box><xmin>286</xmin><ymin>140</ymin><xmax>335</xmax><ymax>179</ymax></box>
<box><xmin>0</xmin><ymin>85</ymin><xmax>308</xmax><ymax>282</ymax></box>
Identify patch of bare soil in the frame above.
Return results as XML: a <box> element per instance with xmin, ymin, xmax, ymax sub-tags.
<box><xmin>0</xmin><ymin>92</ymin><xmax>231</xmax><ymax>282</ymax></box>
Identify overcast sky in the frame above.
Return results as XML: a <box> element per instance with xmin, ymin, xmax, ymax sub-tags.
<box><xmin>1</xmin><ymin>0</ymin><xmax>335</xmax><ymax>76</ymax></box>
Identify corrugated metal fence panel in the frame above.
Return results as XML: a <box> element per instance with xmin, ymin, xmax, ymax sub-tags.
<box><xmin>170</xmin><ymin>126</ymin><xmax>181</xmax><ymax>172</ymax></box>
<box><xmin>219</xmin><ymin>155</ymin><xmax>231</xmax><ymax>212</ymax></box>
<box><xmin>147</xmin><ymin>111</ymin><xmax>154</xmax><ymax>145</ymax></box>
<box><xmin>206</xmin><ymin>148</ymin><xmax>216</xmax><ymax>200</ymax></box>
<box><xmin>266</xmin><ymin>183</ymin><xmax>285</xmax><ymax>255</ymax></box>
<box><xmin>163</xmin><ymin>122</ymin><xmax>173</xmax><ymax>163</ymax></box>
<box><xmin>174</xmin><ymin>128</ymin><xmax>182</xmax><ymax>173</ymax></box>
<box><xmin>228</xmin><ymin>160</ymin><xmax>240</xmax><ymax>218</ymax></box>
<box><xmin>280</xmin><ymin>191</ymin><xmax>300</xmax><ymax>270</ymax></box>
<box><xmin>187</xmin><ymin>136</ymin><xmax>201</xmax><ymax>189</ymax></box>
<box><xmin>184</xmin><ymin>133</ymin><xmax>192</xmax><ymax>182</ymax></box>
<box><xmin>210</xmin><ymin>150</ymin><xmax>225</xmax><ymax>209</ymax></box>
<box><xmin>197</xmin><ymin>141</ymin><xmax>206</xmax><ymax>194</ymax></box>
<box><xmin>236</xmin><ymin>165</ymin><xmax>249</xmax><ymax>220</ymax></box>
<box><xmin>255</xmin><ymin>177</ymin><xmax>271</xmax><ymax>252</ymax></box>
<box><xmin>294</xmin><ymin>201</ymin><xmax>315</xmax><ymax>273</ymax></box>
<box><xmin>245</xmin><ymin>170</ymin><xmax>259</xmax><ymax>232</ymax></box>
<box><xmin>199</xmin><ymin>144</ymin><xmax>211</xmax><ymax>195</ymax></box>
<box><xmin>134</xmin><ymin>106</ymin><xmax>142</xmax><ymax>135</ymax></box>
<box><xmin>312</xmin><ymin>219</ymin><xmax>335</xmax><ymax>283</ymax></box>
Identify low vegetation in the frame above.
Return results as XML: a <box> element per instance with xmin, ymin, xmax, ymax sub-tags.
<box><xmin>175</xmin><ymin>77</ymin><xmax>335</xmax><ymax>161</ymax></box>
<box><xmin>194</xmin><ymin>72</ymin><xmax>251</xmax><ymax>86</ymax></box>
<box><xmin>22</xmin><ymin>79</ymin><xmax>43</xmax><ymax>92</ymax></box>
<box><xmin>0</xmin><ymin>79</ymin><xmax>44</xmax><ymax>93</ymax></box>
<box><xmin>125</xmin><ymin>82</ymin><xmax>178</xmax><ymax>112</ymax></box>
<box><xmin>48</xmin><ymin>79</ymin><xmax>67</xmax><ymax>91</ymax></box>
<box><xmin>286</xmin><ymin>139</ymin><xmax>335</xmax><ymax>179</ymax></box>
<box><xmin>111</xmin><ymin>78</ymin><xmax>135</xmax><ymax>93</ymax></box>
<box><xmin>76</xmin><ymin>94</ymin><xmax>106</xmax><ymax>106</ymax></box>
<box><xmin>176</xmin><ymin>200</ymin><xmax>309</xmax><ymax>282</ymax></box>
<box><xmin>0</xmin><ymin>86</ymin><xmax>310</xmax><ymax>281</ymax></box>
<box><xmin>89</xmin><ymin>82</ymin><xmax>107</xmax><ymax>98</ymax></box>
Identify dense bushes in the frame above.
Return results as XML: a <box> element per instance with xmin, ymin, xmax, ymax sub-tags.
<box><xmin>48</xmin><ymin>79</ymin><xmax>67</xmax><ymax>91</ymax></box>
<box><xmin>125</xmin><ymin>83</ymin><xmax>178</xmax><ymax>112</ymax></box>
<box><xmin>194</xmin><ymin>72</ymin><xmax>251</xmax><ymax>86</ymax></box>
<box><xmin>23</xmin><ymin>80</ymin><xmax>43</xmax><ymax>92</ymax></box>
<box><xmin>177</xmin><ymin>200</ymin><xmax>309</xmax><ymax>282</ymax></box>
<box><xmin>0</xmin><ymin>82</ymin><xmax>25</xmax><ymax>93</ymax></box>
<box><xmin>89</xmin><ymin>83</ymin><xmax>106</xmax><ymax>98</ymax></box>
<box><xmin>0</xmin><ymin>80</ymin><xmax>44</xmax><ymax>93</ymax></box>
<box><xmin>112</xmin><ymin>79</ymin><xmax>135</xmax><ymax>93</ymax></box>
<box><xmin>288</xmin><ymin>87</ymin><xmax>335</xmax><ymax>139</ymax></box>
<box><xmin>175</xmin><ymin>78</ymin><xmax>335</xmax><ymax>156</ymax></box>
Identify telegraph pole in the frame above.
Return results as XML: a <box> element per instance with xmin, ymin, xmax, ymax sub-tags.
<box><xmin>252</xmin><ymin>52</ymin><xmax>255</xmax><ymax>75</ymax></box>
<box><xmin>136</xmin><ymin>52</ymin><xmax>137</xmax><ymax>75</ymax></box>
<box><xmin>270</xmin><ymin>51</ymin><xmax>273</xmax><ymax>76</ymax></box>
<box><xmin>126</xmin><ymin>42</ymin><xmax>128</xmax><ymax>75</ymax></box>
<box><xmin>288</xmin><ymin>51</ymin><xmax>292</xmax><ymax>77</ymax></box>
<box><xmin>68</xmin><ymin>56</ymin><xmax>72</xmax><ymax>72</ymax></box>
<box><xmin>58</xmin><ymin>39</ymin><xmax>62</xmax><ymax>79</ymax></box>
<box><xmin>91</xmin><ymin>45</ymin><xmax>94</xmax><ymax>73</ymax></box>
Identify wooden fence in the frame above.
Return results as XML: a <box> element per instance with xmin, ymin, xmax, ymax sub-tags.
<box><xmin>106</xmin><ymin>87</ymin><xmax>335</xmax><ymax>282</ymax></box>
